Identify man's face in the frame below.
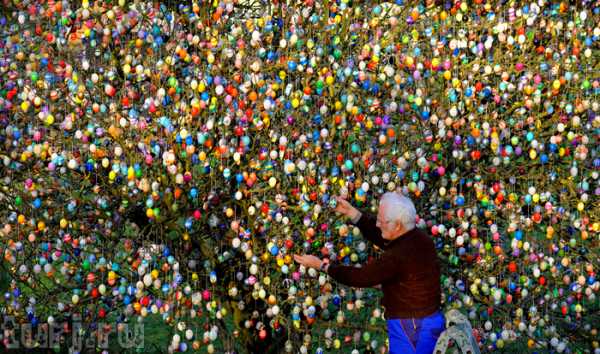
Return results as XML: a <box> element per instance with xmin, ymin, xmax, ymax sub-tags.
<box><xmin>376</xmin><ymin>203</ymin><xmax>403</xmax><ymax>240</ymax></box>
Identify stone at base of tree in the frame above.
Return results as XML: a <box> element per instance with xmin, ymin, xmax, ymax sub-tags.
<box><xmin>434</xmin><ymin>309</ymin><xmax>480</xmax><ymax>354</ymax></box>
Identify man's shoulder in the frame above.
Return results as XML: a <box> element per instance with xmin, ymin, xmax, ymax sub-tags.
<box><xmin>409</xmin><ymin>228</ymin><xmax>437</xmax><ymax>249</ymax></box>
<box><xmin>407</xmin><ymin>227</ymin><xmax>430</xmax><ymax>239</ymax></box>
<box><xmin>414</xmin><ymin>227</ymin><xmax>434</xmax><ymax>238</ymax></box>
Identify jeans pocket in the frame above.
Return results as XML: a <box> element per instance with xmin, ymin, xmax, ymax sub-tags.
<box><xmin>430</xmin><ymin>324</ymin><xmax>444</xmax><ymax>338</ymax></box>
<box><xmin>427</xmin><ymin>312</ymin><xmax>445</xmax><ymax>338</ymax></box>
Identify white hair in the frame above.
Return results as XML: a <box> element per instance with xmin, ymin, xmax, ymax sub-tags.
<box><xmin>380</xmin><ymin>192</ymin><xmax>416</xmax><ymax>230</ymax></box>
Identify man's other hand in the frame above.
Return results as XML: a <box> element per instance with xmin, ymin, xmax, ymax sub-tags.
<box><xmin>293</xmin><ymin>254</ymin><xmax>322</xmax><ymax>269</ymax></box>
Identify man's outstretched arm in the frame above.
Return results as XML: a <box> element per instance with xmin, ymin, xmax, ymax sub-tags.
<box><xmin>326</xmin><ymin>252</ymin><xmax>399</xmax><ymax>288</ymax></box>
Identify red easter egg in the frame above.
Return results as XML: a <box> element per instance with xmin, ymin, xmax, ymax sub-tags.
<box><xmin>105</xmin><ymin>84</ymin><xmax>116</xmax><ymax>97</ymax></box>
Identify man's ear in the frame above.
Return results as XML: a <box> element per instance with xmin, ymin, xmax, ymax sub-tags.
<box><xmin>397</xmin><ymin>222</ymin><xmax>406</xmax><ymax>233</ymax></box>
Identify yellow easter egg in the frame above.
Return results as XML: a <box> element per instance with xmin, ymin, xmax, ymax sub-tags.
<box><xmin>529</xmin><ymin>149</ymin><xmax>537</xmax><ymax>160</ymax></box>
<box><xmin>552</xmin><ymin>80</ymin><xmax>561</xmax><ymax>90</ymax></box>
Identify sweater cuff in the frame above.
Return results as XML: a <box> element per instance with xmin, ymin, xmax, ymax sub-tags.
<box><xmin>325</xmin><ymin>263</ymin><xmax>336</xmax><ymax>277</ymax></box>
<box><xmin>350</xmin><ymin>210</ymin><xmax>362</xmax><ymax>224</ymax></box>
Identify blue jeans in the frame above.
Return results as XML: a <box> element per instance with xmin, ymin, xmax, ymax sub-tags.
<box><xmin>387</xmin><ymin>310</ymin><xmax>445</xmax><ymax>354</ymax></box>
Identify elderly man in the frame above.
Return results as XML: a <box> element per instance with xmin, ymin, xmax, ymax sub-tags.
<box><xmin>294</xmin><ymin>192</ymin><xmax>444</xmax><ymax>354</ymax></box>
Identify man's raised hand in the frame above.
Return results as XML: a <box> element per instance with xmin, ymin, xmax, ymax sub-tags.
<box><xmin>333</xmin><ymin>196</ymin><xmax>360</xmax><ymax>220</ymax></box>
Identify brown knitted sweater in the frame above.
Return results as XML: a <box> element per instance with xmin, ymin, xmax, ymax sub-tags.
<box><xmin>327</xmin><ymin>211</ymin><xmax>442</xmax><ymax>319</ymax></box>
